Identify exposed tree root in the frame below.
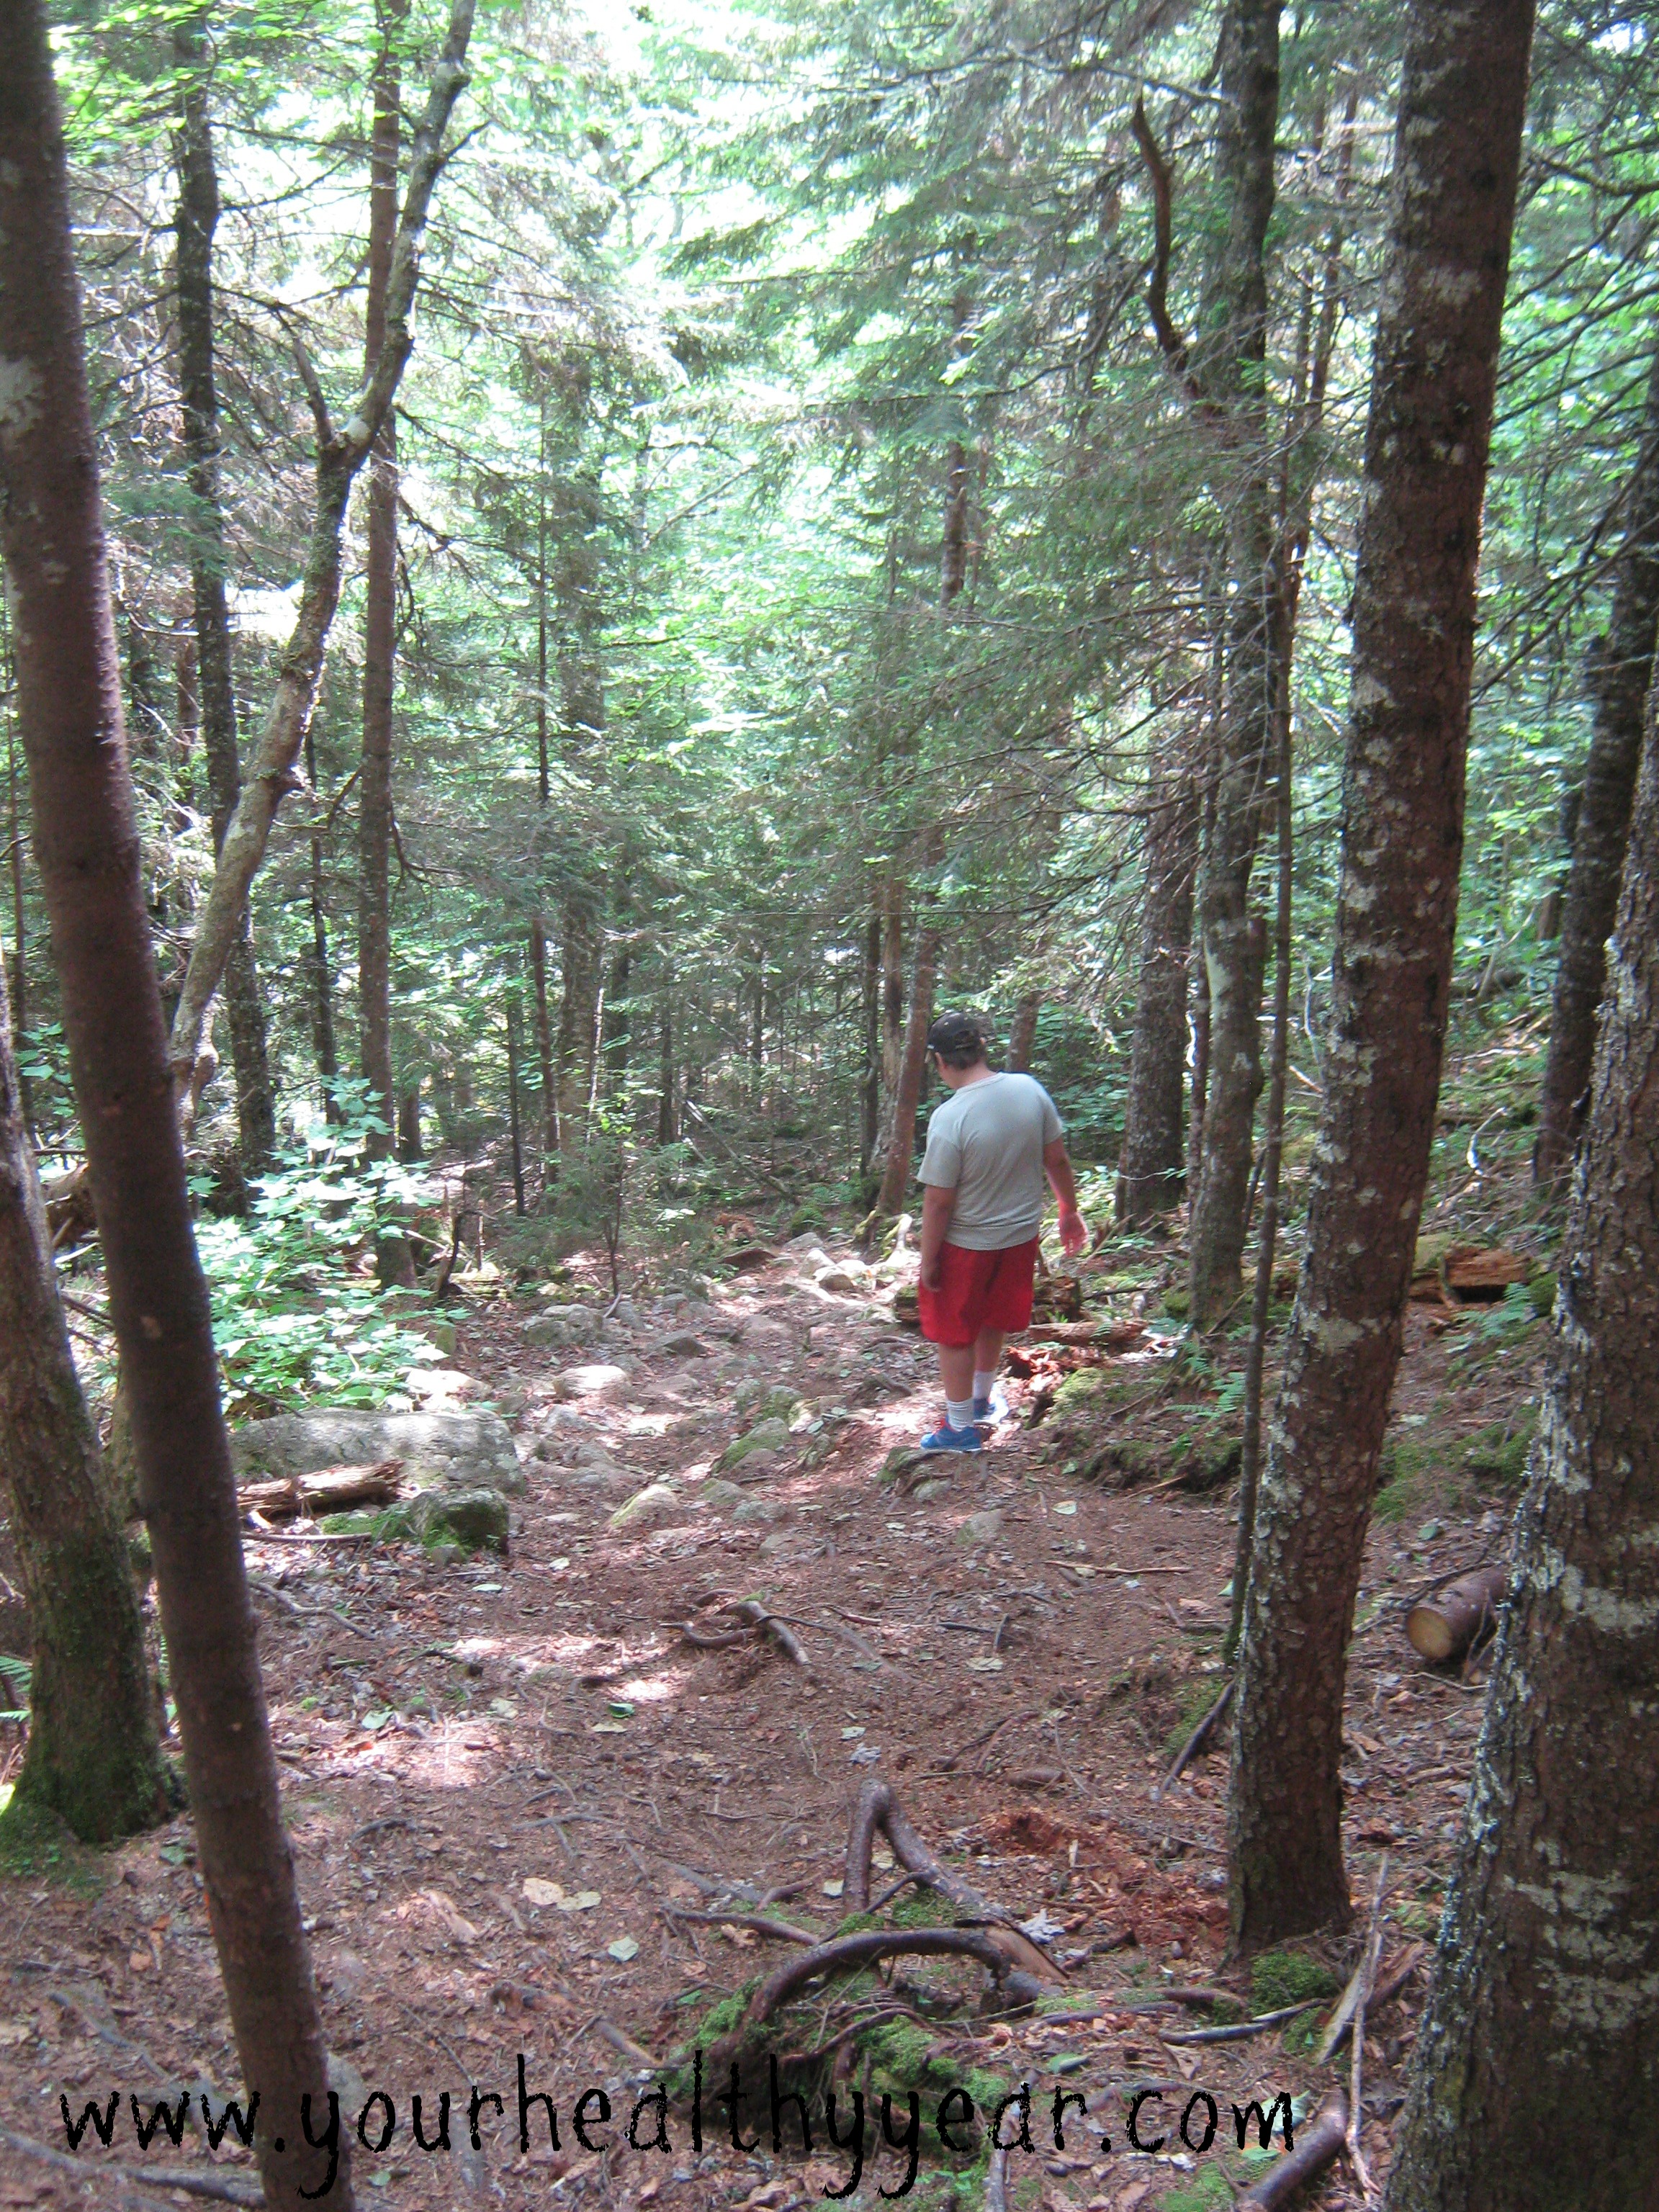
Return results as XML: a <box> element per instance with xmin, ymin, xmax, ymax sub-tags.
<box><xmin>845</xmin><ymin>1778</ymin><xmax>1062</xmax><ymax>1985</ymax></box>
<box><xmin>678</xmin><ymin>1595</ymin><xmax>811</xmax><ymax>1668</ymax></box>
<box><xmin>1236</xmin><ymin>2087</ymin><xmax>1349</xmax><ymax>2208</ymax></box>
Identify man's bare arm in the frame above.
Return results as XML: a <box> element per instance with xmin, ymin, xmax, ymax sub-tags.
<box><xmin>1044</xmin><ymin>1138</ymin><xmax>1088</xmax><ymax>1255</ymax></box>
<box><xmin>919</xmin><ymin>1183</ymin><xmax>956</xmax><ymax>1289</ymax></box>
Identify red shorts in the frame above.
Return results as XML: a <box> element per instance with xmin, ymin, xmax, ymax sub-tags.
<box><xmin>917</xmin><ymin>1238</ymin><xmax>1040</xmax><ymax>1347</ymax></box>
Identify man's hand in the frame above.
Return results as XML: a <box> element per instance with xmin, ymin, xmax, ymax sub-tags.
<box><xmin>921</xmin><ymin>1251</ymin><xmax>944</xmax><ymax>1292</ymax></box>
<box><xmin>1058</xmin><ymin>1204</ymin><xmax>1088</xmax><ymax>1258</ymax></box>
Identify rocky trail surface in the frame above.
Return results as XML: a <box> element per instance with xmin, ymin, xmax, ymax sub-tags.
<box><xmin>0</xmin><ymin>1231</ymin><xmax>1534</xmax><ymax>2212</ymax></box>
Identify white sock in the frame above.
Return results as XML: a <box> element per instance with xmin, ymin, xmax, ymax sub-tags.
<box><xmin>974</xmin><ymin>1370</ymin><xmax>997</xmax><ymax>1403</ymax></box>
<box><xmin>946</xmin><ymin>1397</ymin><xmax>976</xmax><ymax>1432</ymax></box>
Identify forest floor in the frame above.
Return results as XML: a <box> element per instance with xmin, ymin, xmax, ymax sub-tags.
<box><xmin>0</xmin><ymin>1127</ymin><xmax>1550</xmax><ymax>2212</ymax></box>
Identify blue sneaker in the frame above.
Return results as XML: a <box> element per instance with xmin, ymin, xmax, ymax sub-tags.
<box><xmin>972</xmin><ymin>1387</ymin><xmax>1009</xmax><ymax>1427</ymax></box>
<box><xmin>918</xmin><ymin>1423</ymin><xmax>983</xmax><ymax>1452</ymax></box>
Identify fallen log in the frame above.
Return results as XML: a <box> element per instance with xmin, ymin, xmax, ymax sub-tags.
<box><xmin>1406</xmin><ymin>1564</ymin><xmax>1509</xmax><ymax>1664</ymax></box>
<box><xmin>235</xmin><ymin>1458</ymin><xmax>404</xmax><ymax>1519</ymax></box>
<box><xmin>1236</xmin><ymin>2087</ymin><xmax>1349</xmax><ymax>2209</ymax></box>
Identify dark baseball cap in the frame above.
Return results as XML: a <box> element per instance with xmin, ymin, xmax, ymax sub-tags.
<box><xmin>927</xmin><ymin>1012</ymin><xmax>989</xmax><ymax>1064</ymax></box>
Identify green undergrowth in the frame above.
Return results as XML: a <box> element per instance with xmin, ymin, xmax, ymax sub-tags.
<box><xmin>0</xmin><ymin>1786</ymin><xmax>106</xmax><ymax>1896</ymax></box>
<box><xmin>1156</xmin><ymin>2170</ymin><xmax>1234</xmax><ymax>2212</ymax></box>
<box><xmin>1375</xmin><ymin>1401</ymin><xmax>1539</xmax><ymax>1523</ymax></box>
<box><xmin>1250</xmin><ymin>1948</ymin><xmax>1338</xmax><ymax>2014</ymax></box>
<box><xmin>1163</xmin><ymin>1676</ymin><xmax>1230</xmax><ymax>1763</ymax></box>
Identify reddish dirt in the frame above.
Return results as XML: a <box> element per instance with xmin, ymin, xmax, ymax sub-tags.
<box><xmin>0</xmin><ymin>1231</ymin><xmax>1541</xmax><ymax>2212</ymax></box>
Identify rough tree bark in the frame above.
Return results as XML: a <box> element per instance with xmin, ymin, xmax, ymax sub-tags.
<box><xmin>1533</xmin><ymin>333</ymin><xmax>1659</xmax><ymax>1185</ymax></box>
<box><xmin>528</xmin><ymin>915</ymin><xmax>559</xmax><ymax>1165</ymax></box>
<box><xmin>173</xmin><ymin>12</ymin><xmax>277</xmax><ymax>1175</ymax></box>
<box><xmin>359</xmin><ymin>0</ymin><xmax>404</xmax><ymax>1175</ymax></box>
<box><xmin>873</xmin><ymin>844</ymin><xmax>943</xmax><ymax>1219</ymax></box>
<box><xmin>304</xmin><ymin>728</ymin><xmax>340</xmax><ymax>1121</ymax></box>
<box><xmin>859</xmin><ymin>902</ymin><xmax>881</xmax><ymax>1185</ymax></box>
<box><xmin>166</xmin><ymin>0</ymin><xmax>475</xmax><ymax>1108</ymax></box>
<box><xmin>1117</xmin><ymin>755</ymin><xmax>1199</xmax><ymax>1224</ymax></box>
<box><xmin>556</xmin><ymin>896</ymin><xmax>600</xmax><ymax>1147</ymax></box>
<box><xmin>1007</xmin><ymin>990</ymin><xmax>1040</xmax><ymax>1074</ymax></box>
<box><xmin>1226</xmin><ymin>98</ymin><xmax>1354</xmax><ymax>1663</ymax></box>
<box><xmin>1227</xmin><ymin>0</ymin><xmax>1535</xmax><ymax>1948</ymax></box>
<box><xmin>357</xmin><ymin>0</ymin><xmax>414</xmax><ymax>1287</ymax></box>
<box><xmin>1184</xmin><ymin>0</ymin><xmax>1282</xmax><ymax>1327</ymax></box>
<box><xmin>0</xmin><ymin>958</ymin><xmax>171</xmax><ymax>1843</ymax></box>
<box><xmin>1386</xmin><ymin>699</ymin><xmax>1659</xmax><ymax>2211</ymax></box>
<box><xmin>0</xmin><ymin>17</ymin><xmax>353</xmax><ymax>2204</ymax></box>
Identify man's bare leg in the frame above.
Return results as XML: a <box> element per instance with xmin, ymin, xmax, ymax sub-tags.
<box><xmin>973</xmin><ymin>1327</ymin><xmax>1005</xmax><ymax>1386</ymax></box>
<box><xmin>938</xmin><ymin>1341</ymin><xmax>977</xmax><ymax>1403</ymax></box>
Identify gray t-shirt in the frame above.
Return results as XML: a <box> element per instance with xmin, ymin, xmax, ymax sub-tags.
<box><xmin>919</xmin><ymin>1071</ymin><xmax>1064</xmax><ymax>1250</ymax></box>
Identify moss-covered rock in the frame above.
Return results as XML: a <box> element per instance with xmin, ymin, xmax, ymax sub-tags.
<box><xmin>1251</xmin><ymin>1948</ymin><xmax>1338</xmax><ymax>2013</ymax></box>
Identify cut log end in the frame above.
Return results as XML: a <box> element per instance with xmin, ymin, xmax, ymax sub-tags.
<box><xmin>1406</xmin><ymin>1564</ymin><xmax>1509</xmax><ymax>1665</ymax></box>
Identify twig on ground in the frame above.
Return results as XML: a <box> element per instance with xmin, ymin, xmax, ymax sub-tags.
<box><xmin>1161</xmin><ymin>1997</ymin><xmax>1323</xmax><ymax>2044</ymax></box>
<box><xmin>661</xmin><ymin>1907</ymin><xmax>819</xmax><ymax>1945</ymax></box>
<box><xmin>1320</xmin><ymin>1945</ymin><xmax>1427</xmax><ymax>2062</ymax></box>
<box><xmin>928</xmin><ymin>1707</ymin><xmax>1040</xmax><ymax>1774</ymax></box>
<box><xmin>1345</xmin><ymin>1853</ymin><xmax>1391</xmax><ymax>2198</ymax></box>
<box><xmin>1159</xmin><ymin>1676</ymin><xmax>1236</xmax><ymax>1793</ymax></box>
<box><xmin>0</xmin><ymin>2127</ymin><xmax>264</xmax><ymax>2206</ymax></box>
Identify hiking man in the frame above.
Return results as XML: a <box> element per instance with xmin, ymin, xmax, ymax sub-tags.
<box><xmin>914</xmin><ymin>1010</ymin><xmax>1087</xmax><ymax>1451</ymax></box>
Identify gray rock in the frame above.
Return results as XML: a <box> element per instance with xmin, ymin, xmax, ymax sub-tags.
<box><xmin>524</xmin><ymin>1305</ymin><xmax>600</xmax><ymax>1349</ymax></box>
<box><xmin>814</xmin><ymin>1267</ymin><xmax>866</xmax><ymax>1295</ymax></box>
<box><xmin>415</xmin><ymin>1319</ymin><xmax>458</xmax><ymax>1357</ymax></box>
<box><xmin>957</xmin><ymin>1509</ymin><xmax>1004</xmax><ymax>1547</ymax></box>
<box><xmin>660</xmin><ymin>1332</ymin><xmax>709</xmax><ymax>1359</ymax></box>
<box><xmin>386</xmin><ymin>1487</ymin><xmax>510</xmax><ymax>1555</ymax></box>
<box><xmin>609</xmin><ymin>1483</ymin><xmax>681</xmax><ymax>1530</ymax></box>
<box><xmin>554</xmin><ymin>1363</ymin><xmax>631</xmax><ymax>1401</ymax></box>
<box><xmin>912</xmin><ymin>1478</ymin><xmax>953</xmax><ymax>1503</ymax></box>
<box><xmin>697</xmin><ymin>1478</ymin><xmax>747</xmax><ymax>1511</ymax></box>
<box><xmin>230</xmin><ymin>1408</ymin><xmax>525</xmax><ymax>1498</ymax></box>
<box><xmin>732</xmin><ymin>1380</ymin><xmax>801</xmax><ymax>1424</ymax></box>
<box><xmin>719</xmin><ymin>1416</ymin><xmax>791</xmax><ymax>1470</ymax></box>
<box><xmin>732</xmin><ymin>1496</ymin><xmax>783</xmax><ymax>1526</ymax></box>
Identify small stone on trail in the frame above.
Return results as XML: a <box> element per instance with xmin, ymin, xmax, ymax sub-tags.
<box><xmin>609</xmin><ymin>1482</ymin><xmax>681</xmax><ymax>1529</ymax></box>
<box><xmin>719</xmin><ymin>1416</ymin><xmax>791</xmax><ymax>1468</ymax></box>
<box><xmin>957</xmin><ymin>1509</ymin><xmax>1004</xmax><ymax>1546</ymax></box>
<box><xmin>555</xmin><ymin>1363</ymin><xmax>631</xmax><ymax>1401</ymax></box>
<box><xmin>660</xmin><ymin>1332</ymin><xmax>709</xmax><ymax>1358</ymax></box>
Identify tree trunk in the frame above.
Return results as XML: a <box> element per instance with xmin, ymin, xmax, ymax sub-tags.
<box><xmin>1534</xmin><ymin>333</ymin><xmax>1659</xmax><ymax>1185</ymax></box>
<box><xmin>875</xmin><ymin>855</ymin><xmax>943</xmax><ymax>1218</ymax></box>
<box><xmin>1226</xmin><ymin>105</ymin><xmax>1353</xmax><ymax>1664</ymax></box>
<box><xmin>0</xmin><ymin>957</ymin><xmax>171</xmax><ymax>1841</ymax></box>
<box><xmin>529</xmin><ymin>914</ymin><xmax>558</xmax><ymax>1165</ymax></box>
<box><xmin>1186</xmin><ymin>0</ymin><xmax>1282</xmax><ymax>1328</ymax></box>
<box><xmin>1007</xmin><ymin>991</ymin><xmax>1040</xmax><ymax>1074</ymax></box>
<box><xmin>166</xmin><ymin>0</ymin><xmax>475</xmax><ymax>1110</ymax></box>
<box><xmin>4</xmin><ymin>637</ymin><xmax>32</xmax><ymax>1136</ymax></box>
<box><xmin>173</xmin><ymin>12</ymin><xmax>276</xmax><ymax>1177</ymax></box>
<box><xmin>356</xmin><ymin>0</ymin><xmax>413</xmax><ymax>1289</ymax></box>
<box><xmin>505</xmin><ymin>997</ymin><xmax>525</xmax><ymax>1216</ymax></box>
<box><xmin>1117</xmin><ymin>759</ymin><xmax>1198</xmax><ymax>1224</ymax></box>
<box><xmin>556</xmin><ymin>897</ymin><xmax>599</xmax><ymax>1147</ymax></box>
<box><xmin>359</xmin><ymin>0</ymin><xmax>404</xmax><ymax>1175</ymax></box>
<box><xmin>1226</xmin><ymin>0</ymin><xmax>1535</xmax><ymax>1949</ymax></box>
<box><xmin>859</xmin><ymin>902</ymin><xmax>880</xmax><ymax>1185</ymax></box>
<box><xmin>1385</xmin><ymin>684</ymin><xmax>1659</xmax><ymax>2212</ymax></box>
<box><xmin>305</xmin><ymin>734</ymin><xmax>339</xmax><ymax>1123</ymax></box>
<box><xmin>657</xmin><ymin>970</ymin><xmax>675</xmax><ymax>1143</ymax></box>
<box><xmin>395</xmin><ymin>1085</ymin><xmax>421</xmax><ymax>1161</ymax></box>
<box><xmin>0</xmin><ymin>24</ymin><xmax>351</xmax><ymax>2207</ymax></box>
